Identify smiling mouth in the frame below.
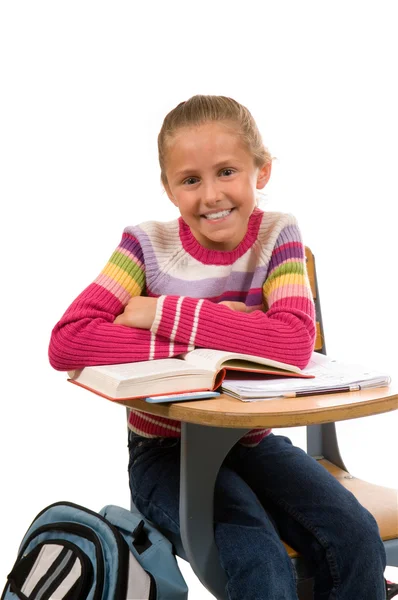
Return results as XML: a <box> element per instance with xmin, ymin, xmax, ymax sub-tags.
<box><xmin>202</xmin><ymin>209</ymin><xmax>234</xmax><ymax>220</ymax></box>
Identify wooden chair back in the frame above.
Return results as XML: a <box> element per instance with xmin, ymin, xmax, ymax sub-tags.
<box><xmin>305</xmin><ymin>246</ymin><xmax>326</xmax><ymax>355</ymax></box>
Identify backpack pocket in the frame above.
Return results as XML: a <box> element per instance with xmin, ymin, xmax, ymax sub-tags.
<box><xmin>6</xmin><ymin>540</ymin><xmax>93</xmax><ymax>599</ymax></box>
<box><xmin>3</xmin><ymin>501</ymin><xmax>185</xmax><ymax>600</ymax></box>
<box><xmin>125</xmin><ymin>551</ymin><xmax>156</xmax><ymax>600</ymax></box>
<box><xmin>4</xmin><ymin>519</ymin><xmax>107</xmax><ymax>600</ymax></box>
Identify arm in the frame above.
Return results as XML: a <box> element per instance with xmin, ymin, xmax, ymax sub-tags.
<box><xmin>48</xmin><ymin>231</ymin><xmax>192</xmax><ymax>371</ymax></box>
<box><xmin>150</xmin><ymin>224</ymin><xmax>316</xmax><ymax>369</ymax></box>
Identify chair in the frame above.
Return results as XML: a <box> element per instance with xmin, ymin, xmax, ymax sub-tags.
<box><xmin>130</xmin><ymin>247</ymin><xmax>398</xmax><ymax>599</ymax></box>
<box><xmin>290</xmin><ymin>247</ymin><xmax>398</xmax><ymax>597</ymax></box>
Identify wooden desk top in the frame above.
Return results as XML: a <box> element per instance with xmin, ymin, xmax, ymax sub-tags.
<box><xmin>123</xmin><ymin>383</ymin><xmax>398</xmax><ymax>428</ymax></box>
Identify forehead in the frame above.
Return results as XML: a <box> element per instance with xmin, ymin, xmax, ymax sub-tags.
<box><xmin>165</xmin><ymin>122</ymin><xmax>252</xmax><ymax>168</ymax></box>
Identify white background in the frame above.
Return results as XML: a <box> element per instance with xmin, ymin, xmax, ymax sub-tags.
<box><xmin>1</xmin><ymin>1</ymin><xmax>397</xmax><ymax>594</ymax></box>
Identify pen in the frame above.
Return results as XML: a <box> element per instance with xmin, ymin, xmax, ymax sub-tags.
<box><xmin>282</xmin><ymin>385</ymin><xmax>361</xmax><ymax>398</ymax></box>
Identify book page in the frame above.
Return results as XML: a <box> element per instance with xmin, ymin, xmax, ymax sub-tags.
<box><xmin>302</xmin><ymin>353</ymin><xmax>391</xmax><ymax>384</ymax></box>
<box><xmin>68</xmin><ymin>358</ymin><xmax>218</xmax><ymax>400</ymax></box>
<box><xmin>182</xmin><ymin>349</ymin><xmax>235</xmax><ymax>370</ymax></box>
<box><xmin>182</xmin><ymin>348</ymin><xmax>301</xmax><ymax>373</ymax></box>
<box><xmin>222</xmin><ymin>354</ymin><xmax>391</xmax><ymax>398</ymax></box>
<box><xmin>70</xmin><ymin>358</ymin><xmax>206</xmax><ymax>383</ymax></box>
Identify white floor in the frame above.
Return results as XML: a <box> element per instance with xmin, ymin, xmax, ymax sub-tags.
<box><xmin>385</xmin><ymin>567</ymin><xmax>398</xmax><ymax>583</ymax></box>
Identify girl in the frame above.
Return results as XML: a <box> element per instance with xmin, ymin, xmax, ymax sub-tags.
<box><xmin>49</xmin><ymin>95</ymin><xmax>387</xmax><ymax>599</ymax></box>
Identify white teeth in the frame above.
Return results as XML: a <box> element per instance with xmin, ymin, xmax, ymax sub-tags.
<box><xmin>204</xmin><ymin>209</ymin><xmax>232</xmax><ymax>220</ymax></box>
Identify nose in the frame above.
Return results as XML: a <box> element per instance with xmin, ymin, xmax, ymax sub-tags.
<box><xmin>202</xmin><ymin>179</ymin><xmax>222</xmax><ymax>206</ymax></box>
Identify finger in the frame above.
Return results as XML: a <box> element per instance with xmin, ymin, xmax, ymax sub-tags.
<box><xmin>114</xmin><ymin>314</ymin><xmax>127</xmax><ymax>325</ymax></box>
<box><xmin>231</xmin><ymin>302</ymin><xmax>248</xmax><ymax>312</ymax></box>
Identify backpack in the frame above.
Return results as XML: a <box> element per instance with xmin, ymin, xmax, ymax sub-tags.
<box><xmin>2</xmin><ymin>501</ymin><xmax>188</xmax><ymax>600</ymax></box>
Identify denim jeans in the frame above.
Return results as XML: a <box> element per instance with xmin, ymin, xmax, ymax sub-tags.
<box><xmin>128</xmin><ymin>431</ymin><xmax>386</xmax><ymax>600</ymax></box>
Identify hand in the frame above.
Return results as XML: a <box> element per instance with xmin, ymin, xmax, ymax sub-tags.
<box><xmin>219</xmin><ymin>301</ymin><xmax>251</xmax><ymax>312</ymax></box>
<box><xmin>114</xmin><ymin>296</ymin><xmax>158</xmax><ymax>329</ymax></box>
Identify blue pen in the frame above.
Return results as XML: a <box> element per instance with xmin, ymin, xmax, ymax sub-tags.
<box><xmin>145</xmin><ymin>391</ymin><xmax>221</xmax><ymax>403</ymax></box>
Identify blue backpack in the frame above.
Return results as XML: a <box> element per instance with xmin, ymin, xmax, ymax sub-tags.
<box><xmin>2</xmin><ymin>501</ymin><xmax>188</xmax><ymax>600</ymax></box>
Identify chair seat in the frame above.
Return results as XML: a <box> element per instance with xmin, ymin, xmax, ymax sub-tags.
<box><xmin>283</xmin><ymin>459</ymin><xmax>398</xmax><ymax>558</ymax></box>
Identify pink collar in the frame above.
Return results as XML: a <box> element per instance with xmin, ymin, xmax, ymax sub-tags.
<box><xmin>178</xmin><ymin>208</ymin><xmax>263</xmax><ymax>265</ymax></box>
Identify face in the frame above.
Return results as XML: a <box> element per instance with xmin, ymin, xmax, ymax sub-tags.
<box><xmin>163</xmin><ymin>122</ymin><xmax>271</xmax><ymax>251</ymax></box>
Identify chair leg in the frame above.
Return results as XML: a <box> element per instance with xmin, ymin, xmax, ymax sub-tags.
<box><xmin>307</xmin><ymin>422</ymin><xmax>349</xmax><ymax>471</ymax></box>
<box><xmin>297</xmin><ymin>578</ymin><xmax>314</xmax><ymax>599</ymax></box>
<box><xmin>385</xmin><ymin>540</ymin><xmax>398</xmax><ymax>567</ymax></box>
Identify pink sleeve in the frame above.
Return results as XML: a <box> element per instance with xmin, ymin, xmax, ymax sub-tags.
<box><xmin>48</xmin><ymin>232</ymin><xmax>193</xmax><ymax>371</ymax></box>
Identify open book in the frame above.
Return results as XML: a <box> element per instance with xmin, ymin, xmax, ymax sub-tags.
<box><xmin>67</xmin><ymin>348</ymin><xmax>312</xmax><ymax>402</ymax></box>
<box><xmin>221</xmin><ymin>352</ymin><xmax>391</xmax><ymax>401</ymax></box>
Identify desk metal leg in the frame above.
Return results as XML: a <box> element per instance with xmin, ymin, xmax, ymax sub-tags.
<box><xmin>180</xmin><ymin>423</ymin><xmax>250</xmax><ymax>599</ymax></box>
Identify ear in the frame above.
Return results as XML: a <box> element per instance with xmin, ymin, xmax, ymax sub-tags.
<box><xmin>256</xmin><ymin>162</ymin><xmax>272</xmax><ymax>190</ymax></box>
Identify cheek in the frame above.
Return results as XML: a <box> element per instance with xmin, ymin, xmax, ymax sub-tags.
<box><xmin>234</xmin><ymin>181</ymin><xmax>255</xmax><ymax>202</ymax></box>
<box><xmin>178</xmin><ymin>195</ymin><xmax>198</xmax><ymax>213</ymax></box>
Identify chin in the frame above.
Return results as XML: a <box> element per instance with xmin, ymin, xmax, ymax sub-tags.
<box><xmin>211</xmin><ymin>238</ymin><xmax>239</xmax><ymax>251</ymax></box>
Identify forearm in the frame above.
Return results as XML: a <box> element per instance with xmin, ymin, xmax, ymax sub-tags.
<box><xmin>48</xmin><ymin>285</ymin><xmax>192</xmax><ymax>370</ymax></box>
<box><xmin>151</xmin><ymin>295</ymin><xmax>316</xmax><ymax>369</ymax></box>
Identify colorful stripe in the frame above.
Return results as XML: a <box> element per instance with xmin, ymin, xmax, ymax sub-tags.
<box><xmin>266</xmin><ymin>283</ymin><xmax>313</xmax><ymax>306</ymax></box>
<box><xmin>240</xmin><ymin>428</ymin><xmax>272</xmax><ymax>446</ymax></box>
<box><xmin>94</xmin><ymin>274</ymin><xmax>135</xmax><ymax>305</ymax></box>
<box><xmin>94</xmin><ymin>234</ymin><xmax>146</xmax><ymax>301</ymax></box>
<box><xmin>49</xmin><ymin>209</ymin><xmax>316</xmax><ymax>447</ymax></box>
<box><xmin>171</xmin><ymin>296</ymin><xmax>185</xmax><ymax>342</ymax></box>
<box><xmin>128</xmin><ymin>410</ymin><xmax>181</xmax><ymax>437</ymax></box>
<box><xmin>188</xmin><ymin>299</ymin><xmax>204</xmax><ymax>346</ymax></box>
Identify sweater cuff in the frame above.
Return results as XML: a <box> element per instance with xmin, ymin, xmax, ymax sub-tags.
<box><xmin>150</xmin><ymin>295</ymin><xmax>202</xmax><ymax>349</ymax></box>
<box><xmin>151</xmin><ymin>295</ymin><xmax>165</xmax><ymax>336</ymax></box>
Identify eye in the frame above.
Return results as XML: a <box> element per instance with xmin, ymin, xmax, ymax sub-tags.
<box><xmin>220</xmin><ymin>168</ymin><xmax>235</xmax><ymax>177</ymax></box>
<box><xmin>182</xmin><ymin>177</ymin><xmax>199</xmax><ymax>186</ymax></box>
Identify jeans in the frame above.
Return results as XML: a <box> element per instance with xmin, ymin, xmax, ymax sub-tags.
<box><xmin>128</xmin><ymin>431</ymin><xmax>387</xmax><ymax>600</ymax></box>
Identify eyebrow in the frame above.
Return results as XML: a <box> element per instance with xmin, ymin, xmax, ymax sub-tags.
<box><xmin>174</xmin><ymin>159</ymin><xmax>238</xmax><ymax>178</ymax></box>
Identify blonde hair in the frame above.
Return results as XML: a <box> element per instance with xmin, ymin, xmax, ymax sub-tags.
<box><xmin>158</xmin><ymin>95</ymin><xmax>272</xmax><ymax>187</ymax></box>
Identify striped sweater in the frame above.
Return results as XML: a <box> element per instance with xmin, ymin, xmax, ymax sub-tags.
<box><xmin>49</xmin><ymin>208</ymin><xmax>316</xmax><ymax>446</ymax></box>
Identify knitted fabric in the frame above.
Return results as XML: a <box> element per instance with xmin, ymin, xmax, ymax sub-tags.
<box><xmin>49</xmin><ymin>208</ymin><xmax>316</xmax><ymax>446</ymax></box>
